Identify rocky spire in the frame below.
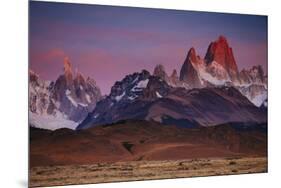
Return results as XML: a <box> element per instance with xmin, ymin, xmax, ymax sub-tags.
<box><xmin>204</xmin><ymin>36</ymin><xmax>239</xmax><ymax>82</ymax></box>
<box><xmin>179</xmin><ymin>47</ymin><xmax>202</xmax><ymax>88</ymax></box>
<box><xmin>251</xmin><ymin>65</ymin><xmax>265</xmax><ymax>83</ymax></box>
<box><xmin>168</xmin><ymin>69</ymin><xmax>179</xmax><ymax>86</ymax></box>
<box><xmin>63</xmin><ymin>57</ymin><xmax>73</xmax><ymax>85</ymax></box>
<box><xmin>239</xmin><ymin>65</ymin><xmax>266</xmax><ymax>85</ymax></box>
<box><xmin>170</xmin><ymin>69</ymin><xmax>178</xmax><ymax>79</ymax></box>
<box><xmin>153</xmin><ymin>64</ymin><xmax>169</xmax><ymax>81</ymax></box>
<box><xmin>187</xmin><ymin>47</ymin><xmax>197</xmax><ymax>63</ymax></box>
<box><xmin>29</xmin><ymin>69</ymin><xmax>39</xmax><ymax>84</ymax></box>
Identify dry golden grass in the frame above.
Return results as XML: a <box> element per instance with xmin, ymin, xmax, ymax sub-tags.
<box><xmin>30</xmin><ymin>157</ymin><xmax>267</xmax><ymax>187</ymax></box>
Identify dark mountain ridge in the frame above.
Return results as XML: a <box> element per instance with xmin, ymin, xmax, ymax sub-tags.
<box><xmin>77</xmin><ymin>69</ymin><xmax>266</xmax><ymax>130</ymax></box>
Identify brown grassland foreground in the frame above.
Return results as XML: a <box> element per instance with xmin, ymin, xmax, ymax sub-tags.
<box><xmin>29</xmin><ymin>120</ymin><xmax>267</xmax><ymax>187</ymax></box>
<box><xmin>30</xmin><ymin>157</ymin><xmax>267</xmax><ymax>187</ymax></box>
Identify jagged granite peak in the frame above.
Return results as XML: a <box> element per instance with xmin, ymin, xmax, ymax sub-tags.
<box><xmin>74</xmin><ymin>71</ymin><xmax>85</xmax><ymax>86</ymax></box>
<box><xmin>153</xmin><ymin>64</ymin><xmax>169</xmax><ymax>81</ymax></box>
<box><xmin>53</xmin><ymin>68</ymin><xmax>101</xmax><ymax>121</ymax></box>
<box><xmin>187</xmin><ymin>47</ymin><xmax>198</xmax><ymax>63</ymax></box>
<box><xmin>142</xmin><ymin>76</ymin><xmax>170</xmax><ymax>99</ymax></box>
<box><xmin>152</xmin><ymin>65</ymin><xmax>188</xmax><ymax>89</ymax></box>
<box><xmin>29</xmin><ymin>57</ymin><xmax>102</xmax><ymax>130</ymax></box>
<box><xmin>169</xmin><ymin>69</ymin><xmax>179</xmax><ymax>85</ymax></box>
<box><xmin>239</xmin><ymin>69</ymin><xmax>251</xmax><ymax>85</ymax></box>
<box><xmin>29</xmin><ymin>70</ymin><xmax>54</xmax><ymax>115</ymax></box>
<box><xmin>179</xmin><ymin>47</ymin><xmax>202</xmax><ymax>88</ymax></box>
<box><xmin>29</xmin><ymin>69</ymin><xmax>39</xmax><ymax>83</ymax></box>
<box><xmin>171</xmin><ymin>69</ymin><xmax>178</xmax><ymax>78</ymax></box>
<box><xmin>204</xmin><ymin>36</ymin><xmax>239</xmax><ymax>82</ymax></box>
<box><xmin>63</xmin><ymin>56</ymin><xmax>73</xmax><ymax>86</ymax></box>
<box><xmin>239</xmin><ymin>65</ymin><xmax>266</xmax><ymax>85</ymax></box>
<box><xmin>109</xmin><ymin>69</ymin><xmax>150</xmax><ymax>99</ymax></box>
<box><xmin>77</xmin><ymin>70</ymin><xmax>173</xmax><ymax>129</ymax></box>
<box><xmin>237</xmin><ymin>84</ymin><xmax>267</xmax><ymax>107</ymax></box>
<box><xmin>238</xmin><ymin>65</ymin><xmax>267</xmax><ymax>106</ymax></box>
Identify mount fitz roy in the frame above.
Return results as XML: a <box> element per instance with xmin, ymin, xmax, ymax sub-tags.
<box><xmin>155</xmin><ymin>36</ymin><xmax>267</xmax><ymax>107</ymax></box>
<box><xmin>29</xmin><ymin>57</ymin><xmax>102</xmax><ymax>130</ymax></box>
<box><xmin>29</xmin><ymin>36</ymin><xmax>267</xmax><ymax>130</ymax></box>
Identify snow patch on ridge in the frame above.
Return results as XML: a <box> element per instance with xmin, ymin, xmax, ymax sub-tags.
<box><xmin>85</xmin><ymin>94</ymin><xmax>91</xmax><ymax>103</ymax></box>
<box><xmin>128</xmin><ymin>96</ymin><xmax>137</xmax><ymax>100</ymax></box>
<box><xmin>29</xmin><ymin>111</ymin><xmax>78</xmax><ymax>130</ymax></box>
<box><xmin>131</xmin><ymin>79</ymin><xmax>149</xmax><ymax>91</ymax></box>
<box><xmin>65</xmin><ymin>90</ymin><xmax>78</xmax><ymax>107</ymax></box>
<box><xmin>156</xmin><ymin>91</ymin><xmax>163</xmax><ymax>98</ymax></box>
<box><xmin>65</xmin><ymin>89</ymin><xmax>71</xmax><ymax>95</ymax></box>
<box><xmin>115</xmin><ymin>92</ymin><xmax>125</xmax><ymax>102</ymax></box>
<box><xmin>78</xmin><ymin>103</ymin><xmax>88</xmax><ymax>107</ymax></box>
<box><xmin>132</xmin><ymin>76</ymin><xmax>139</xmax><ymax>84</ymax></box>
<box><xmin>195</xmin><ymin>61</ymin><xmax>231</xmax><ymax>86</ymax></box>
<box><xmin>250</xmin><ymin>93</ymin><xmax>267</xmax><ymax>107</ymax></box>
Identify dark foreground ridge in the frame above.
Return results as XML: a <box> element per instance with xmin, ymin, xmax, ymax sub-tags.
<box><xmin>30</xmin><ymin>120</ymin><xmax>267</xmax><ymax>167</ymax></box>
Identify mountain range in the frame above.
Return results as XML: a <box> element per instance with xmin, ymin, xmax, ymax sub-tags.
<box><xmin>29</xmin><ymin>57</ymin><xmax>102</xmax><ymax>130</ymax></box>
<box><xmin>29</xmin><ymin>36</ymin><xmax>267</xmax><ymax>130</ymax></box>
<box><xmin>154</xmin><ymin>36</ymin><xmax>267</xmax><ymax>106</ymax></box>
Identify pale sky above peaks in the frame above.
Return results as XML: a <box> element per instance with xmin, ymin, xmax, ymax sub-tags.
<box><xmin>29</xmin><ymin>1</ymin><xmax>268</xmax><ymax>94</ymax></box>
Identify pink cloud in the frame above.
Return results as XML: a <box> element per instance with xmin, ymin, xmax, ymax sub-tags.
<box><xmin>29</xmin><ymin>48</ymin><xmax>67</xmax><ymax>80</ymax></box>
<box><xmin>30</xmin><ymin>48</ymin><xmax>65</xmax><ymax>64</ymax></box>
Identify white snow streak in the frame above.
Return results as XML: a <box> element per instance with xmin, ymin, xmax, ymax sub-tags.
<box><xmin>65</xmin><ymin>89</ymin><xmax>78</xmax><ymax>107</ymax></box>
<box><xmin>115</xmin><ymin>92</ymin><xmax>125</xmax><ymax>102</ymax></box>
<box><xmin>156</xmin><ymin>91</ymin><xmax>163</xmax><ymax>98</ymax></box>
<box><xmin>29</xmin><ymin>112</ymin><xmax>78</xmax><ymax>130</ymax></box>
<box><xmin>131</xmin><ymin>79</ymin><xmax>149</xmax><ymax>91</ymax></box>
<box><xmin>85</xmin><ymin>94</ymin><xmax>91</xmax><ymax>103</ymax></box>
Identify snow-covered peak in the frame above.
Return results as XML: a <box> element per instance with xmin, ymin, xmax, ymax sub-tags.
<box><xmin>29</xmin><ymin>58</ymin><xmax>102</xmax><ymax>130</ymax></box>
<box><xmin>109</xmin><ymin>70</ymin><xmax>150</xmax><ymax>102</ymax></box>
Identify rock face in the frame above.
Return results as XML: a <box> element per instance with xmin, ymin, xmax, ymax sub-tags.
<box><xmin>153</xmin><ymin>64</ymin><xmax>189</xmax><ymax>89</ymax></box>
<box><xmin>77</xmin><ymin>70</ymin><xmax>146</xmax><ymax>129</ymax></box>
<box><xmin>179</xmin><ymin>48</ymin><xmax>202</xmax><ymax>88</ymax></box>
<box><xmin>63</xmin><ymin>57</ymin><xmax>73</xmax><ymax>86</ymax></box>
<box><xmin>237</xmin><ymin>84</ymin><xmax>267</xmax><ymax>107</ymax></box>
<box><xmin>153</xmin><ymin>64</ymin><xmax>169</xmax><ymax>81</ymax></box>
<box><xmin>179</xmin><ymin>40</ymin><xmax>237</xmax><ymax>88</ymax></box>
<box><xmin>150</xmin><ymin>36</ymin><xmax>267</xmax><ymax>107</ymax></box>
<box><xmin>169</xmin><ymin>69</ymin><xmax>180</xmax><ymax>86</ymax></box>
<box><xmin>237</xmin><ymin>65</ymin><xmax>267</xmax><ymax>107</ymax></box>
<box><xmin>174</xmin><ymin>36</ymin><xmax>267</xmax><ymax>107</ymax></box>
<box><xmin>29</xmin><ymin>57</ymin><xmax>102</xmax><ymax>130</ymax></box>
<box><xmin>239</xmin><ymin>65</ymin><xmax>266</xmax><ymax>85</ymax></box>
<box><xmin>52</xmin><ymin>57</ymin><xmax>102</xmax><ymax>122</ymax></box>
<box><xmin>77</xmin><ymin>69</ymin><xmax>266</xmax><ymax>130</ymax></box>
<box><xmin>205</xmin><ymin>36</ymin><xmax>239</xmax><ymax>83</ymax></box>
<box><xmin>29</xmin><ymin>70</ymin><xmax>55</xmax><ymax>115</ymax></box>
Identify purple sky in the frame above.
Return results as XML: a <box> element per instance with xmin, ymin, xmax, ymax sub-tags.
<box><xmin>29</xmin><ymin>1</ymin><xmax>268</xmax><ymax>94</ymax></box>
